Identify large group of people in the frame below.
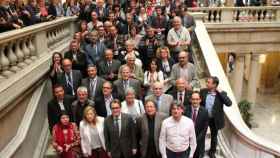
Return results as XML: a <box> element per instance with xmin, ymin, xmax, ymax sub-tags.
<box><xmin>46</xmin><ymin>0</ymin><xmax>232</xmax><ymax>158</ymax></box>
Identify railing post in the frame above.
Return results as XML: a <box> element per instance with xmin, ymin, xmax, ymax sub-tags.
<box><xmin>34</xmin><ymin>31</ymin><xmax>48</xmax><ymax>57</ymax></box>
<box><xmin>276</xmin><ymin>9</ymin><xmax>280</xmax><ymax>22</ymax></box>
<box><xmin>221</xmin><ymin>8</ymin><xmax>233</xmax><ymax>23</ymax></box>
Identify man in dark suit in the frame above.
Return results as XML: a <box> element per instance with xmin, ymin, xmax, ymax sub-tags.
<box><xmin>136</xmin><ymin>100</ymin><xmax>167</xmax><ymax>158</ymax></box>
<box><xmin>95</xmin><ymin>81</ymin><xmax>115</xmax><ymax>117</ymax></box>
<box><xmin>170</xmin><ymin>78</ymin><xmax>193</xmax><ymax>108</ymax></box>
<box><xmin>64</xmin><ymin>39</ymin><xmax>87</xmax><ymax>77</ymax></box>
<box><xmin>98</xmin><ymin>49</ymin><xmax>121</xmax><ymax>82</ymax></box>
<box><xmin>104</xmin><ymin>99</ymin><xmax>137</xmax><ymax>158</ymax></box>
<box><xmin>200</xmin><ymin>76</ymin><xmax>232</xmax><ymax>158</ymax></box>
<box><xmin>105</xmin><ymin>25</ymin><xmax>125</xmax><ymax>56</ymax></box>
<box><xmin>81</xmin><ymin>64</ymin><xmax>105</xmax><ymax>100</ymax></box>
<box><xmin>71</xmin><ymin>86</ymin><xmax>95</xmax><ymax>126</ymax></box>
<box><xmin>113</xmin><ymin>65</ymin><xmax>141</xmax><ymax>101</ymax></box>
<box><xmin>56</xmin><ymin>59</ymin><xmax>82</xmax><ymax>97</ymax></box>
<box><xmin>185</xmin><ymin>92</ymin><xmax>209</xmax><ymax>158</ymax></box>
<box><xmin>47</xmin><ymin>85</ymin><xmax>75</xmax><ymax>131</ymax></box>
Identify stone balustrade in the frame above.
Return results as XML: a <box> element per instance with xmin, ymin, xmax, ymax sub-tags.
<box><xmin>0</xmin><ymin>17</ymin><xmax>76</xmax><ymax>82</ymax></box>
<box><xmin>189</xmin><ymin>6</ymin><xmax>280</xmax><ymax>23</ymax></box>
<box><xmin>194</xmin><ymin>19</ymin><xmax>280</xmax><ymax>158</ymax></box>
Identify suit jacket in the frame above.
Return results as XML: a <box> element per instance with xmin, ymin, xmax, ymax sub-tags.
<box><xmin>113</xmin><ymin>79</ymin><xmax>141</xmax><ymax>101</ymax></box>
<box><xmin>47</xmin><ymin>95</ymin><xmax>75</xmax><ymax>131</ymax></box>
<box><xmin>98</xmin><ymin>59</ymin><xmax>121</xmax><ymax>81</ymax></box>
<box><xmin>170</xmin><ymin>89</ymin><xmax>193</xmax><ymax>108</ymax></box>
<box><xmin>71</xmin><ymin>99</ymin><xmax>95</xmax><ymax>125</ymax></box>
<box><xmin>157</xmin><ymin>58</ymin><xmax>175</xmax><ymax>79</ymax></box>
<box><xmin>56</xmin><ymin>70</ymin><xmax>82</xmax><ymax>96</ymax></box>
<box><xmin>81</xmin><ymin>76</ymin><xmax>105</xmax><ymax>100</ymax></box>
<box><xmin>145</xmin><ymin>94</ymin><xmax>173</xmax><ymax>115</ymax></box>
<box><xmin>84</xmin><ymin>42</ymin><xmax>106</xmax><ymax>65</ymax></box>
<box><xmin>80</xmin><ymin>117</ymin><xmax>106</xmax><ymax>156</ymax></box>
<box><xmin>136</xmin><ymin>112</ymin><xmax>168</xmax><ymax>158</ymax></box>
<box><xmin>104</xmin><ymin>113</ymin><xmax>137</xmax><ymax>158</ymax></box>
<box><xmin>169</xmin><ymin>63</ymin><xmax>198</xmax><ymax>87</ymax></box>
<box><xmin>200</xmin><ymin>88</ymin><xmax>232</xmax><ymax>129</ymax></box>
<box><xmin>94</xmin><ymin>94</ymin><xmax>115</xmax><ymax>117</ymax></box>
<box><xmin>118</xmin><ymin>65</ymin><xmax>144</xmax><ymax>83</ymax></box>
<box><xmin>64</xmin><ymin>50</ymin><xmax>87</xmax><ymax>75</ymax></box>
<box><xmin>185</xmin><ymin>106</ymin><xmax>208</xmax><ymax>156</ymax></box>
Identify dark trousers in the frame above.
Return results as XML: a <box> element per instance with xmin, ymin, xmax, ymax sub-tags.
<box><xmin>166</xmin><ymin>148</ymin><xmax>189</xmax><ymax>158</ymax></box>
<box><xmin>209</xmin><ymin>118</ymin><xmax>218</xmax><ymax>154</ymax></box>
<box><xmin>89</xmin><ymin>148</ymin><xmax>109</xmax><ymax>158</ymax></box>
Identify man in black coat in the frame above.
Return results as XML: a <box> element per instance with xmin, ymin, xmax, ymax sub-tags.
<box><xmin>95</xmin><ymin>81</ymin><xmax>115</xmax><ymax>117</ymax></box>
<box><xmin>104</xmin><ymin>99</ymin><xmax>137</xmax><ymax>158</ymax></box>
<box><xmin>98</xmin><ymin>49</ymin><xmax>121</xmax><ymax>82</ymax></box>
<box><xmin>47</xmin><ymin>85</ymin><xmax>75</xmax><ymax>131</ymax></box>
<box><xmin>170</xmin><ymin>78</ymin><xmax>193</xmax><ymax>108</ymax></box>
<box><xmin>56</xmin><ymin>59</ymin><xmax>82</xmax><ymax>97</ymax></box>
<box><xmin>185</xmin><ymin>92</ymin><xmax>209</xmax><ymax>158</ymax></box>
<box><xmin>200</xmin><ymin>76</ymin><xmax>232</xmax><ymax>158</ymax></box>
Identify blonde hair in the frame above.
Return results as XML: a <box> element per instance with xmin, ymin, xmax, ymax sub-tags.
<box><xmin>156</xmin><ymin>46</ymin><xmax>171</xmax><ymax>58</ymax></box>
<box><xmin>83</xmin><ymin>106</ymin><xmax>98</xmax><ymax>124</ymax></box>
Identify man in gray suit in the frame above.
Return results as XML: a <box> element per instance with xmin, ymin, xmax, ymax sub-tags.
<box><xmin>145</xmin><ymin>82</ymin><xmax>173</xmax><ymax>115</ymax></box>
<box><xmin>136</xmin><ymin>100</ymin><xmax>167</xmax><ymax>158</ymax></box>
<box><xmin>104</xmin><ymin>99</ymin><xmax>137</xmax><ymax>158</ymax></box>
<box><xmin>81</xmin><ymin>64</ymin><xmax>105</xmax><ymax>100</ymax></box>
<box><xmin>169</xmin><ymin>51</ymin><xmax>198</xmax><ymax>87</ymax></box>
<box><xmin>113</xmin><ymin>65</ymin><xmax>141</xmax><ymax>101</ymax></box>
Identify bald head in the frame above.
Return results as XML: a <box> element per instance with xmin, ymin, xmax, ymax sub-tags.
<box><xmin>178</xmin><ymin>51</ymin><xmax>189</xmax><ymax>66</ymax></box>
<box><xmin>153</xmin><ymin>82</ymin><xmax>163</xmax><ymax>97</ymax></box>
<box><xmin>176</xmin><ymin>78</ymin><xmax>187</xmax><ymax>92</ymax></box>
<box><xmin>62</xmin><ymin>58</ymin><xmax>72</xmax><ymax>73</ymax></box>
<box><xmin>173</xmin><ymin>16</ymin><xmax>182</xmax><ymax>30</ymax></box>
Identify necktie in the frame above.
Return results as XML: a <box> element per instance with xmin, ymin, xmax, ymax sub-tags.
<box><xmin>124</xmin><ymin>80</ymin><xmax>128</xmax><ymax>90</ymax></box>
<box><xmin>156</xmin><ymin>97</ymin><xmax>160</xmax><ymax>110</ymax></box>
<box><xmin>179</xmin><ymin>92</ymin><xmax>183</xmax><ymax>104</ymax></box>
<box><xmin>192</xmin><ymin>109</ymin><xmax>197</xmax><ymax>125</ymax></box>
<box><xmin>90</xmin><ymin>79</ymin><xmax>96</xmax><ymax>98</ymax></box>
<box><xmin>66</xmin><ymin>72</ymin><xmax>74</xmax><ymax>95</ymax></box>
<box><xmin>114</xmin><ymin>117</ymin><xmax>120</xmax><ymax>136</ymax></box>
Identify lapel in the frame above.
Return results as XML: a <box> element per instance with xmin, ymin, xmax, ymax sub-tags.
<box><xmin>120</xmin><ymin>114</ymin><xmax>125</xmax><ymax>137</ymax></box>
<box><xmin>143</xmin><ymin>114</ymin><xmax>149</xmax><ymax>136</ymax></box>
<box><xmin>154</xmin><ymin>113</ymin><xmax>160</xmax><ymax>138</ymax></box>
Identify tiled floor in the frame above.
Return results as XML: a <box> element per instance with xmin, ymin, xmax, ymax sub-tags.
<box><xmin>244</xmin><ymin>92</ymin><xmax>280</xmax><ymax>145</ymax></box>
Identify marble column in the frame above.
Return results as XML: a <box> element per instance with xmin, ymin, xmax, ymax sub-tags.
<box><xmin>244</xmin><ymin>54</ymin><xmax>251</xmax><ymax>81</ymax></box>
<box><xmin>232</xmin><ymin>54</ymin><xmax>245</xmax><ymax>102</ymax></box>
<box><xmin>247</xmin><ymin>54</ymin><xmax>261</xmax><ymax>105</ymax></box>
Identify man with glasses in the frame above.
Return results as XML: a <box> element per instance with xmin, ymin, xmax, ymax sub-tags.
<box><xmin>145</xmin><ymin>82</ymin><xmax>173</xmax><ymax>115</ymax></box>
<box><xmin>169</xmin><ymin>51</ymin><xmax>198</xmax><ymax>87</ymax></box>
<box><xmin>95</xmin><ymin>81</ymin><xmax>115</xmax><ymax>117</ymax></box>
<box><xmin>104</xmin><ymin>99</ymin><xmax>137</xmax><ymax>158</ymax></box>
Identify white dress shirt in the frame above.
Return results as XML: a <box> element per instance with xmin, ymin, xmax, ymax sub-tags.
<box><xmin>159</xmin><ymin>116</ymin><xmax>197</xmax><ymax>158</ymax></box>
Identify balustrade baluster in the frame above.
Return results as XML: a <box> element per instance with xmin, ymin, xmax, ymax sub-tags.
<box><xmin>15</xmin><ymin>40</ymin><xmax>27</xmax><ymax>68</ymax></box>
<box><xmin>22</xmin><ymin>39</ymin><xmax>32</xmax><ymax>64</ymax></box>
<box><xmin>28</xmin><ymin>36</ymin><xmax>37</xmax><ymax>60</ymax></box>
<box><xmin>7</xmin><ymin>42</ymin><xmax>20</xmax><ymax>72</ymax></box>
<box><xmin>0</xmin><ymin>45</ymin><xmax>14</xmax><ymax>77</ymax></box>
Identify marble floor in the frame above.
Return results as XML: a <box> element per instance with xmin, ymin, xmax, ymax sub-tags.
<box><xmin>242</xmin><ymin>91</ymin><xmax>280</xmax><ymax>145</ymax></box>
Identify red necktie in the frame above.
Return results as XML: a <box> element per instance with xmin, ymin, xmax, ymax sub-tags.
<box><xmin>192</xmin><ymin>109</ymin><xmax>197</xmax><ymax>125</ymax></box>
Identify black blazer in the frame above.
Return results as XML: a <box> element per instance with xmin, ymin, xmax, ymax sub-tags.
<box><xmin>56</xmin><ymin>70</ymin><xmax>82</xmax><ymax>97</ymax></box>
<box><xmin>47</xmin><ymin>4</ymin><xmax>57</xmax><ymax>17</ymax></box>
<box><xmin>200</xmin><ymin>88</ymin><xmax>232</xmax><ymax>129</ymax></box>
<box><xmin>64</xmin><ymin>50</ymin><xmax>87</xmax><ymax>76</ymax></box>
<box><xmin>98</xmin><ymin>59</ymin><xmax>121</xmax><ymax>81</ymax></box>
<box><xmin>47</xmin><ymin>95</ymin><xmax>75</xmax><ymax>131</ymax></box>
<box><xmin>94</xmin><ymin>94</ymin><xmax>116</xmax><ymax>117</ymax></box>
<box><xmin>81</xmin><ymin>76</ymin><xmax>105</xmax><ymax>100</ymax></box>
<box><xmin>104</xmin><ymin>113</ymin><xmax>137</xmax><ymax>158</ymax></box>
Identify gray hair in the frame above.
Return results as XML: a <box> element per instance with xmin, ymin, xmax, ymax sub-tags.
<box><xmin>77</xmin><ymin>86</ymin><xmax>88</xmax><ymax>93</ymax></box>
<box><xmin>125</xmin><ymin>87</ymin><xmax>136</xmax><ymax>96</ymax></box>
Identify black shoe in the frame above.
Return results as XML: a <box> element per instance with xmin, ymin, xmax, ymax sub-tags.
<box><xmin>207</xmin><ymin>151</ymin><xmax>216</xmax><ymax>158</ymax></box>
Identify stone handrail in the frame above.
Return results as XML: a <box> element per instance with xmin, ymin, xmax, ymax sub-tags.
<box><xmin>188</xmin><ymin>6</ymin><xmax>280</xmax><ymax>23</ymax></box>
<box><xmin>0</xmin><ymin>16</ymin><xmax>77</xmax><ymax>111</ymax></box>
<box><xmin>194</xmin><ymin>19</ymin><xmax>280</xmax><ymax>158</ymax></box>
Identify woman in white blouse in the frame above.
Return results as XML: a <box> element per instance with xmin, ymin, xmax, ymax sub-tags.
<box><xmin>144</xmin><ymin>58</ymin><xmax>164</xmax><ymax>95</ymax></box>
<box><xmin>121</xmin><ymin>88</ymin><xmax>145</xmax><ymax>122</ymax></box>
<box><xmin>79</xmin><ymin>106</ymin><xmax>109</xmax><ymax>158</ymax></box>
